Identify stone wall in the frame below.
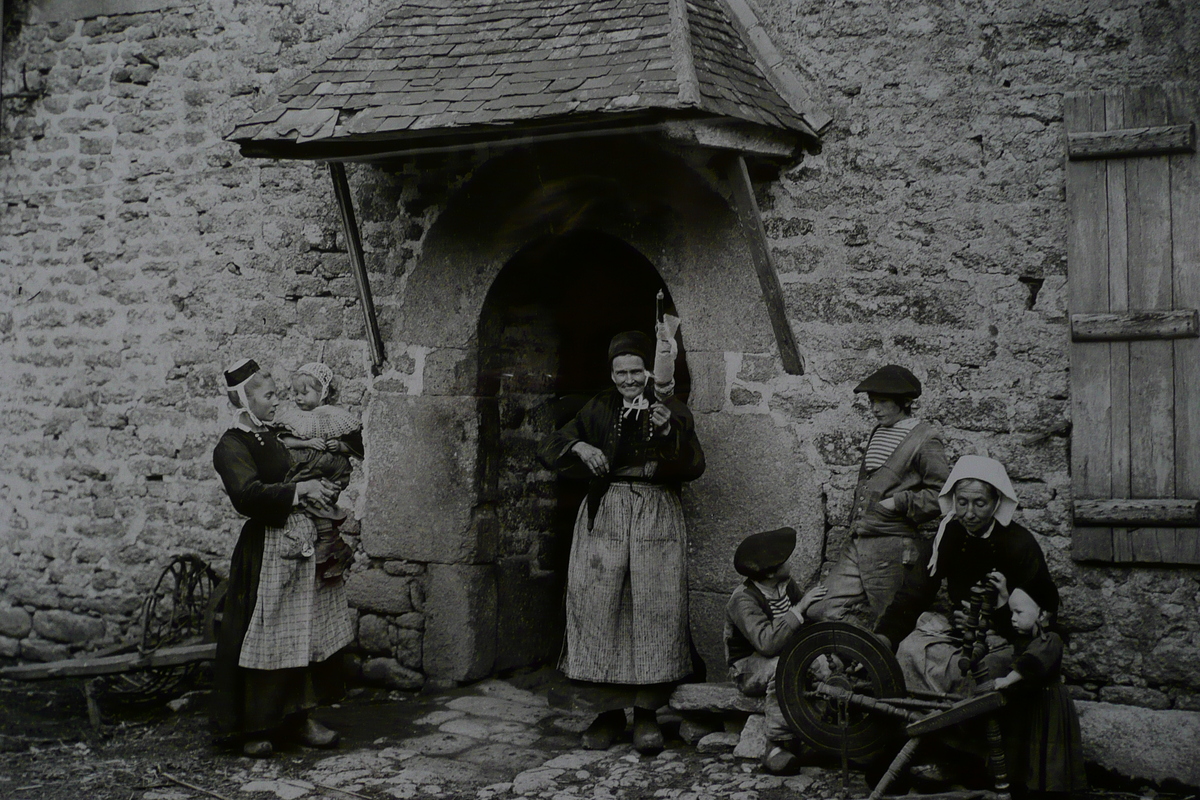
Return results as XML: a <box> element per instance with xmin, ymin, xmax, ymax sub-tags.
<box><xmin>0</xmin><ymin>0</ymin><xmax>432</xmax><ymax>671</ymax></box>
<box><xmin>2</xmin><ymin>0</ymin><xmax>1199</xmax><ymax>708</ymax></box>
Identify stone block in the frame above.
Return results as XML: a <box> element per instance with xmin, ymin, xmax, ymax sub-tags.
<box><xmin>423</xmin><ymin>563</ymin><xmax>496</xmax><ymax>682</ymax></box>
<box><xmin>679</xmin><ymin>716</ymin><xmax>721</xmax><ymax>745</ymax></box>
<box><xmin>1098</xmin><ymin>685</ymin><xmax>1171</xmax><ymax>710</ymax></box>
<box><xmin>670</xmin><ymin>682</ymin><xmax>764</xmax><ymax>714</ymax></box>
<box><xmin>362</xmin><ymin>656</ymin><xmax>424</xmax><ymax>691</ymax></box>
<box><xmin>1077</xmin><ymin>701</ymin><xmax>1200</xmax><ymax>787</ymax></box>
<box><xmin>733</xmin><ymin>713</ymin><xmax>767</xmax><ymax>759</ymax></box>
<box><xmin>344</xmin><ymin>570</ymin><xmax>412</xmax><ymax>615</ymax></box>
<box><xmin>357</xmin><ymin>613</ymin><xmax>391</xmax><ymax>654</ymax></box>
<box><xmin>684</xmin><ymin>412</ymin><xmax>824</xmax><ymax>594</ymax></box>
<box><xmin>362</xmin><ymin>394</ymin><xmax>490</xmax><ymax>563</ymax></box>
<box><xmin>684</xmin><ymin>350</ymin><xmax>725</xmax><ymax>413</ymax></box>
<box><xmin>394</xmin><ymin>627</ymin><xmax>422</xmax><ymax>670</ymax></box>
<box><xmin>688</xmin><ymin>591</ymin><xmax>728</xmax><ymax>684</ymax></box>
<box><xmin>32</xmin><ymin>609</ymin><xmax>104</xmax><ymax>644</ymax></box>
<box><xmin>20</xmin><ymin>639</ymin><xmax>70</xmax><ymax>662</ymax></box>
<box><xmin>494</xmin><ymin>555</ymin><xmax>563</xmax><ymax>672</ymax></box>
<box><xmin>696</xmin><ymin>731</ymin><xmax>739</xmax><ymax>754</ymax></box>
<box><xmin>0</xmin><ymin>606</ymin><xmax>33</xmax><ymax>638</ymax></box>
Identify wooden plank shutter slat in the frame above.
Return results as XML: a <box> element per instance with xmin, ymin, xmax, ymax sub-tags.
<box><xmin>1067</xmin><ymin>122</ymin><xmax>1196</xmax><ymax>160</ymax></box>
<box><xmin>1073</xmin><ymin>498</ymin><xmax>1200</xmax><ymax>526</ymax></box>
<box><xmin>1070</xmin><ymin>309</ymin><xmax>1199</xmax><ymax>340</ymax></box>
<box><xmin>1104</xmin><ymin>89</ymin><xmax>1133</xmax><ymax>556</ymax></box>
<box><xmin>1125</xmin><ymin>87</ymin><xmax>1176</xmax><ymax>501</ymax></box>
<box><xmin>1171</xmin><ymin>85</ymin><xmax>1200</xmax><ymax>565</ymax></box>
<box><xmin>1066</xmin><ymin>91</ymin><xmax>1114</xmax><ymax>561</ymax></box>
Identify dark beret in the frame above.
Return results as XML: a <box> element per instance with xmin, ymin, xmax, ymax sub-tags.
<box><xmin>854</xmin><ymin>364</ymin><xmax>922</xmax><ymax>399</ymax></box>
<box><xmin>734</xmin><ymin>527</ymin><xmax>797</xmax><ymax>578</ymax></box>
<box><xmin>608</xmin><ymin>331</ymin><xmax>652</xmax><ymax>365</ymax></box>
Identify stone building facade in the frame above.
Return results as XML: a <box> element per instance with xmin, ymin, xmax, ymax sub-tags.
<box><xmin>1</xmin><ymin>0</ymin><xmax>1198</xmax><ymax>712</ymax></box>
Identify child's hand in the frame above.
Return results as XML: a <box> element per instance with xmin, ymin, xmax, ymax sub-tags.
<box><xmin>325</xmin><ymin>439</ymin><xmax>346</xmax><ymax>454</ymax></box>
<box><xmin>304</xmin><ymin>438</ymin><xmax>329</xmax><ymax>451</ymax></box>
<box><xmin>800</xmin><ymin>584</ymin><xmax>828</xmax><ymax>614</ymax></box>
<box><xmin>993</xmin><ymin>673</ymin><xmax>1019</xmax><ymax>690</ymax></box>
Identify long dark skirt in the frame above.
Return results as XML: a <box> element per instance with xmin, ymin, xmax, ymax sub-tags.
<box><xmin>211</xmin><ymin>520</ymin><xmax>343</xmax><ymax>741</ymax></box>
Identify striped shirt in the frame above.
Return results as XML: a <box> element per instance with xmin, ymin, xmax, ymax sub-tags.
<box><xmin>753</xmin><ymin>581</ymin><xmax>794</xmax><ymax>619</ymax></box>
<box><xmin>863</xmin><ymin>416</ymin><xmax>920</xmax><ymax>471</ymax></box>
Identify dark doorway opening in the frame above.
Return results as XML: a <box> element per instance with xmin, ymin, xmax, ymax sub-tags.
<box><xmin>477</xmin><ymin>230</ymin><xmax>687</xmax><ymax>673</ymax></box>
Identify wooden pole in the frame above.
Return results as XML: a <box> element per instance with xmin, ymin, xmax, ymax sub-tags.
<box><xmin>329</xmin><ymin>162</ymin><xmax>386</xmax><ymax>372</ymax></box>
<box><xmin>726</xmin><ymin>154</ymin><xmax>805</xmax><ymax>375</ymax></box>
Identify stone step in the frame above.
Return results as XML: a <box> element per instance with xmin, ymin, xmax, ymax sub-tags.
<box><xmin>669</xmin><ymin>681</ymin><xmax>765</xmax><ymax>714</ymax></box>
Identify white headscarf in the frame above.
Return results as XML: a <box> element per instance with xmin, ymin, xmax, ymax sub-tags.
<box><xmin>927</xmin><ymin>455</ymin><xmax>1020</xmax><ymax>576</ymax></box>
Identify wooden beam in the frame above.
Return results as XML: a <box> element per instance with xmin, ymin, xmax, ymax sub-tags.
<box><xmin>1067</xmin><ymin>122</ymin><xmax>1195</xmax><ymax>160</ymax></box>
<box><xmin>1070</xmin><ymin>309</ymin><xmax>1199</xmax><ymax>341</ymax></box>
<box><xmin>1073</xmin><ymin>498</ymin><xmax>1200</xmax><ymax>526</ymax></box>
<box><xmin>0</xmin><ymin>642</ymin><xmax>216</xmax><ymax>681</ymax></box>
<box><xmin>329</xmin><ymin>162</ymin><xmax>386</xmax><ymax>372</ymax></box>
<box><xmin>726</xmin><ymin>154</ymin><xmax>805</xmax><ymax>375</ymax></box>
<box><xmin>660</xmin><ymin>119</ymin><xmax>798</xmax><ymax>158</ymax></box>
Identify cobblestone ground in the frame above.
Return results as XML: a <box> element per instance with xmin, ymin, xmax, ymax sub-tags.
<box><xmin>0</xmin><ymin>674</ymin><xmax>866</xmax><ymax>800</ymax></box>
<box><xmin>0</xmin><ymin>673</ymin><xmax>1182</xmax><ymax>800</ymax></box>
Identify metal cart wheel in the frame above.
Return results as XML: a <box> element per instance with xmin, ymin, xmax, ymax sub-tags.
<box><xmin>100</xmin><ymin>555</ymin><xmax>220</xmax><ymax>700</ymax></box>
<box><xmin>777</xmin><ymin>621</ymin><xmax>907</xmax><ymax>764</ymax></box>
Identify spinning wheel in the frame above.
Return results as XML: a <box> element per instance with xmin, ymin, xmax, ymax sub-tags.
<box><xmin>777</xmin><ymin>621</ymin><xmax>906</xmax><ymax>763</ymax></box>
<box><xmin>100</xmin><ymin>555</ymin><xmax>221</xmax><ymax>699</ymax></box>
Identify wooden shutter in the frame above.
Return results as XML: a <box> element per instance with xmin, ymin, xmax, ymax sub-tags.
<box><xmin>1065</xmin><ymin>85</ymin><xmax>1200</xmax><ymax>564</ymax></box>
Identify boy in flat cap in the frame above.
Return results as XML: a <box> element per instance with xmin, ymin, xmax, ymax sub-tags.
<box><xmin>807</xmin><ymin>365</ymin><xmax>949</xmax><ymax>628</ymax></box>
<box><xmin>724</xmin><ymin>527</ymin><xmax>827</xmax><ymax>775</ymax></box>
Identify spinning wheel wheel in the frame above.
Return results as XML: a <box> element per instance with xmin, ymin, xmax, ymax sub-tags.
<box><xmin>777</xmin><ymin>621</ymin><xmax>906</xmax><ymax>763</ymax></box>
<box><xmin>101</xmin><ymin>555</ymin><xmax>221</xmax><ymax>699</ymax></box>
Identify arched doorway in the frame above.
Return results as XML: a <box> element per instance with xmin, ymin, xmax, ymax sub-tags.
<box><xmin>476</xmin><ymin>230</ymin><xmax>688</xmax><ymax>672</ymax></box>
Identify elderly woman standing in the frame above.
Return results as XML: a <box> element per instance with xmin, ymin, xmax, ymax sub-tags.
<box><xmin>211</xmin><ymin>359</ymin><xmax>355</xmax><ymax>756</ymax></box>
<box><xmin>874</xmin><ymin>455</ymin><xmax>1058</xmax><ymax>696</ymax></box>
<box><xmin>539</xmin><ymin>330</ymin><xmax>705</xmax><ymax>754</ymax></box>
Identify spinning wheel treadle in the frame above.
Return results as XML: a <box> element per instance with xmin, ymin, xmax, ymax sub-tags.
<box><xmin>777</xmin><ymin>621</ymin><xmax>906</xmax><ymax>763</ymax></box>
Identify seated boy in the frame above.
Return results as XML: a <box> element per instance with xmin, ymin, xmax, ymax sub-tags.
<box><xmin>724</xmin><ymin>527</ymin><xmax>827</xmax><ymax>776</ymax></box>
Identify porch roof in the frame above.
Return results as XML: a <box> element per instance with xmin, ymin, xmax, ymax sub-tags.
<box><xmin>226</xmin><ymin>0</ymin><xmax>829</xmax><ymax>161</ymax></box>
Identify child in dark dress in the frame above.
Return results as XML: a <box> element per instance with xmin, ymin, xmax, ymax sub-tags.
<box><xmin>994</xmin><ymin>586</ymin><xmax>1087</xmax><ymax>797</ymax></box>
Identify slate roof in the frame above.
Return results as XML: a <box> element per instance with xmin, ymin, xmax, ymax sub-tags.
<box><xmin>228</xmin><ymin>0</ymin><xmax>825</xmax><ymax>158</ymax></box>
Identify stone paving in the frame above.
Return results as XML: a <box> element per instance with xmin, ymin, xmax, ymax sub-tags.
<box><xmin>137</xmin><ymin>676</ymin><xmax>864</xmax><ymax>800</ymax></box>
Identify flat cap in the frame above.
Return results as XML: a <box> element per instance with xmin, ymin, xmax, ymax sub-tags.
<box><xmin>854</xmin><ymin>365</ymin><xmax>921</xmax><ymax>399</ymax></box>
<box><xmin>734</xmin><ymin>527</ymin><xmax>797</xmax><ymax>578</ymax></box>
<box><xmin>608</xmin><ymin>331</ymin><xmax>652</xmax><ymax>365</ymax></box>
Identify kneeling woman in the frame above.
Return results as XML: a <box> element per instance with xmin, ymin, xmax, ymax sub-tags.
<box><xmin>211</xmin><ymin>359</ymin><xmax>355</xmax><ymax>756</ymax></box>
<box><xmin>539</xmin><ymin>331</ymin><xmax>705</xmax><ymax>754</ymax></box>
